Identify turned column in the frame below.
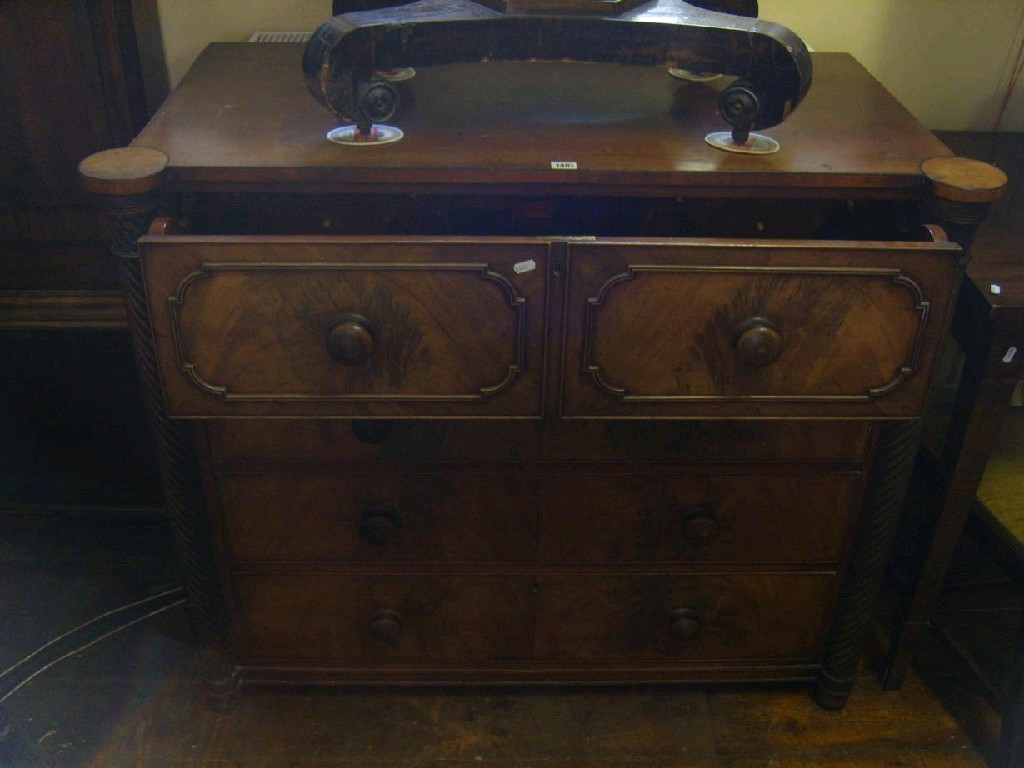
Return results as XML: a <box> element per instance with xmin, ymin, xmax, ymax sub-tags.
<box><xmin>879</xmin><ymin>156</ymin><xmax>1009</xmax><ymax>692</ymax></box>
<box><xmin>815</xmin><ymin>420</ymin><xmax>922</xmax><ymax>709</ymax></box>
<box><xmin>78</xmin><ymin>148</ymin><xmax>240</xmax><ymax>706</ymax></box>
<box><xmin>920</xmin><ymin>155</ymin><xmax>1010</xmax><ymax>257</ymax></box>
<box><xmin>815</xmin><ymin>156</ymin><xmax>1007</xmax><ymax>710</ymax></box>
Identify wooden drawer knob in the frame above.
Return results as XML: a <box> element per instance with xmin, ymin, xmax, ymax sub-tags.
<box><xmin>668</xmin><ymin>607</ymin><xmax>701</xmax><ymax>641</ymax></box>
<box><xmin>732</xmin><ymin>317</ymin><xmax>782</xmax><ymax>368</ymax></box>
<box><xmin>327</xmin><ymin>312</ymin><xmax>375</xmax><ymax>365</ymax></box>
<box><xmin>358</xmin><ymin>505</ymin><xmax>402</xmax><ymax>545</ymax></box>
<box><xmin>682</xmin><ymin>508</ymin><xmax>718</xmax><ymax>545</ymax></box>
<box><xmin>369</xmin><ymin>608</ymin><xmax>402</xmax><ymax>641</ymax></box>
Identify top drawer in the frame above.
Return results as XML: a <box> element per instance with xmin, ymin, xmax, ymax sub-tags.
<box><xmin>141</xmin><ymin>238</ymin><xmax>548</xmax><ymax>418</ymax></box>
<box><xmin>142</xmin><ymin>233</ymin><xmax>959</xmax><ymax>419</ymax></box>
<box><xmin>561</xmin><ymin>238</ymin><xmax>960</xmax><ymax>418</ymax></box>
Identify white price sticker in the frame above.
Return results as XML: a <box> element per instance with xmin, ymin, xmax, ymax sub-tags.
<box><xmin>514</xmin><ymin>259</ymin><xmax>537</xmax><ymax>274</ymax></box>
<box><xmin>551</xmin><ymin>161</ymin><xmax>578</xmax><ymax>170</ymax></box>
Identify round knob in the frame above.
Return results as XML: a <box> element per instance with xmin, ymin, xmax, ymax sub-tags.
<box><xmin>369</xmin><ymin>608</ymin><xmax>401</xmax><ymax>641</ymax></box>
<box><xmin>668</xmin><ymin>607</ymin><xmax>701</xmax><ymax>641</ymax></box>
<box><xmin>358</xmin><ymin>505</ymin><xmax>401</xmax><ymax>546</ymax></box>
<box><xmin>732</xmin><ymin>317</ymin><xmax>782</xmax><ymax>368</ymax></box>
<box><xmin>326</xmin><ymin>313</ymin><xmax>375</xmax><ymax>366</ymax></box>
<box><xmin>682</xmin><ymin>508</ymin><xmax>718</xmax><ymax>545</ymax></box>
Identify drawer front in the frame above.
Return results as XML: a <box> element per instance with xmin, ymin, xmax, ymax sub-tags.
<box><xmin>539</xmin><ymin>473</ymin><xmax>860</xmax><ymax>563</ymax></box>
<box><xmin>217</xmin><ymin>472</ymin><xmax>539</xmax><ymax>562</ymax></box>
<box><xmin>206</xmin><ymin>419</ymin><xmax>871</xmax><ymax>465</ymax></box>
<box><xmin>535</xmin><ymin>573</ymin><xmax>833</xmax><ymax>662</ymax></box>
<box><xmin>141</xmin><ymin>237</ymin><xmax>548</xmax><ymax>417</ymax></box>
<box><xmin>562</xmin><ymin>239</ymin><xmax>959</xmax><ymax>417</ymax></box>
<box><xmin>233</xmin><ymin>572</ymin><xmax>830</xmax><ymax>664</ymax></box>
<box><xmin>206</xmin><ymin>419</ymin><xmax>542</xmax><ymax>463</ymax></box>
<box><xmin>234</xmin><ymin>573</ymin><xmax>533</xmax><ymax>662</ymax></box>
<box><xmin>540</xmin><ymin>420</ymin><xmax>871</xmax><ymax>463</ymax></box>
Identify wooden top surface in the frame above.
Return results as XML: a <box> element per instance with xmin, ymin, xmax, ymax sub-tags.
<box><xmin>967</xmin><ymin>260</ymin><xmax>1024</xmax><ymax>322</ymax></box>
<box><xmin>132</xmin><ymin>43</ymin><xmax>949</xmax><ymax>196</ymax></box>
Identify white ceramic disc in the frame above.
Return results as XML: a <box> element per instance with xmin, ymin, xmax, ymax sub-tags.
<box><xmin>668</xmin><ymin>68</ymin><xmax>722</xmax><ymax>82</ymax></box>
<box><xmin>326</xmin><ymin>124</ymin><xmax>405</xmax><ymax>146</ymax></box>
<box><xmin>705</xmin><ymin>131</ymin><xmax>780</xmax><ymax>155</ymax></box>
<box><xmin>376</xmin><ymin>67</ymin><xmax>416</xmax><ymax>82</ymax></box>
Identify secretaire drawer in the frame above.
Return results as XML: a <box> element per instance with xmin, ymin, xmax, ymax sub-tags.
<box><xmin>140</xmin><ymin>237</ymin><xmax>548</xmax><ymax>418</ymax></box>
<box><xmin>562</xmin><ymin>238</ymin><xmax>960</xmax><ymax>418</ymax></box>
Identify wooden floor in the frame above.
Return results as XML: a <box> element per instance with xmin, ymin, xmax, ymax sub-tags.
<box><xmin>0</xmin><ymin>514</ymin><xmax>1007</xmax><ymax>768</ymax></box>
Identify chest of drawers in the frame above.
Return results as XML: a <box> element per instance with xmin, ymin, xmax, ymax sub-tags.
<box><xmin>80</xmin><ymin>43</ymin><xmax>1003</xmax><ymax>709</ymax></box>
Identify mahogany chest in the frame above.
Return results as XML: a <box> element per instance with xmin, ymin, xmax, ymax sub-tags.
<box><xmin>80</xmin><ymin>43</ymin><xmax>1000</xmax><ymax>708</ymax></box>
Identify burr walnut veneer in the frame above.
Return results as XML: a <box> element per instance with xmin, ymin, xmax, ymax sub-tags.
<box><xmin>80</xmin><ymin>43</ymin><xmax>1005</xmax><ymax>709</ymax></box>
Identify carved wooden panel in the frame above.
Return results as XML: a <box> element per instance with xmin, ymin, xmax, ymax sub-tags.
<box><xmin>562</xmin><ymin>240</ymin><xmax>960</xmax><ymax>418</ymax></box>
<box><xmin>141</xmin><ymin>238</ymin><xmax>548</xmax><ymax>417</ymax></box>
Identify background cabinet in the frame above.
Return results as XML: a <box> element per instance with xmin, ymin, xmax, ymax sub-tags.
<box><xmin>0</xmin><ymin>0</ymin><xmax>165</xmax><ymax>513</ymax></box>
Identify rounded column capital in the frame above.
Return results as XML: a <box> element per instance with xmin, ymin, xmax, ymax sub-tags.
<box><xmin>921</xmin><ymin>156</ymin><xmax>1008</xmax><ymax>204</ymax></box>
<box><xmin>78</xmin><ymin>147</ymin><xmax>169</xmax><ymax>197</ymax></box>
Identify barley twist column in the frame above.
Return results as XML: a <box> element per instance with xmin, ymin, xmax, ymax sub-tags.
<box><xmin>79</xmin><ymin>148</ymin><xmax>239</xmax><ymax>707</ymax></box>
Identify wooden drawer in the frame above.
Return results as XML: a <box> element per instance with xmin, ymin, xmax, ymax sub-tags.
<box><xmin>540</xmin><ymin>420</ymin><xmax>872</xmax><ymax>463</ymax></box>
<box><xmin>233</xmin><ymin>573</ymin><xmax>533</xmax><ymax>662</ymax></box>
<box><xmin>562</xmin><ymin>239</ymin><xmax>959</xmax><ymax>418</ymax></box>
<box><xmin>538</xmin><ymin>472</ymin><xmax>861</xmax><ymax>564</ymax></box>
<box><xmin>205</xmin><ymin>419</ymin><xmax>870</xmax><ymax>465</ymax></box>
<box><xmin>535</xmin><ymin>573</ymin><xmax>834</xmax><ymax>662</ymax></box>
<box><xmin>217</xmin><ymin>468</ymin><xmax>857</xmax><ymax>565</ymax></box>
<box><xmin>205</xmin><ymin>419</ymin><xmax>541</xmax><ymax>463</ymax></box>
<box><xmin>141</xmin><ymin>237</ymin><xmax>548</xmax><ymax>418</ymax></box>
<box><xmin>233</xmin><ymin>571</ymin><xmax>832</xmax><ymax>664</ymax></box>
<box><xmin>217</xmin><ymin>471</ymin><xmax>539</xmax><ymax>562</ymax></box>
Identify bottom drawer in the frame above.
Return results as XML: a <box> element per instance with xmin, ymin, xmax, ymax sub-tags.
<box><xmin>234</xmin><ymin>573</ymin><xmax>534</xmax><ymax>662</ymax></box>
<box><xmin>232</xmin><ymin>572</ymin><xmax>834</xmax><ymax>665</ymax></box>
<box><xmin>535</xmin><ymin>573</ymin><xmax>834</xmax><ymax>662</ymax></box>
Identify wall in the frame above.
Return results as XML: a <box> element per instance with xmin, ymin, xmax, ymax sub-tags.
<box><xmin>155</xmin><ymin>0</ymin><xmax>1024</xmax><ymax>131</ymax></box>
<box><xmin>760</xmin><ymin>0</ymin><xmax>1024</xmax><ymax>132</ymax></box>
